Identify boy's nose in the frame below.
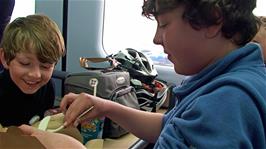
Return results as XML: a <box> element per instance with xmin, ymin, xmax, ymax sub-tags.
<box><xmin>153</xmin><ymin>30</ymin><xmax>162</xmax><ymax>45</ymax></box>
<box><xmin>28</xmin><ymin>67</ymin><xmax>41</xmax><ymax>78</ymax></box>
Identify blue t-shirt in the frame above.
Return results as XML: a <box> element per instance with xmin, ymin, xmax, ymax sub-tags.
<box><xmin>154</xmin><ymin>43</ymin><xmax>266</xmax><ymax>148</ymax></box>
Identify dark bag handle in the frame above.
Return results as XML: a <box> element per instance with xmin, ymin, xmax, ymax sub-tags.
<box><xmin>79</xmin><ymin>57</ymin><xmax>119</xmax><ymax>70</ymax></box>
<box><xmin>110</xmin><ymin>86</ymin><xmax>135</xmax><ymax>100</ymax></box>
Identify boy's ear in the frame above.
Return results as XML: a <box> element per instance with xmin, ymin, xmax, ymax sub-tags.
<box><xmin>204</xmin><ymin>9</ymin><xmax>223</xmax><ymax>39</ymax></box>
<box><xmin>204</xmin><ymin>23</ymin><xmax>222</xmax><ymax>39</ymax></box>
<box><xmin>0</xmin><ymin>48</ymin><xmax>9</xmax><ymax>69</ymax></box>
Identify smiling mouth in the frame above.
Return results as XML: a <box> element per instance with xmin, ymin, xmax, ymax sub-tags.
<box><xmin>24</xmin><ymin>80</ymin><xmax>40</xmax><ymax>87</ymax></box>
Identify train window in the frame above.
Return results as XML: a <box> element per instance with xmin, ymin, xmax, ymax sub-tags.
<box><xmin>253</xmin><ymin>0</ymin><xmax>266</xmax><ymax>16</ymax></box>
<box><xmin>103</xmin><ymin>0</ymin><xmax>173</xmax><ymax>66</ymax></box>
<box><xmin>11</xmin><ymin>0</ymin><xmax>35</xmax><ymax>21</ymax></box>
<box><xmin>103</xmin><ymin>0</ymin><xmax>266</xmax><ymax>67</ymax></box>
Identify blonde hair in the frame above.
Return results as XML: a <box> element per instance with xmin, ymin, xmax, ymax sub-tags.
<box><xmin>253</xmin><ymin>16</ymin><xmax>266</xmax><ymax>43</ymax></box>
<box><xmin>253</xmin><ymin>16</ymin><xmax>266</xmax><ymax>62</ymax></box>
<box><xmin>258</xmin><ymin>16</ymin><xmax>266</xmax><ymax>30</ymax></box>
<box><xmin>0</xmin><ymin>14</ymin><xmax>65</xmax><ymax>64</ymax></box>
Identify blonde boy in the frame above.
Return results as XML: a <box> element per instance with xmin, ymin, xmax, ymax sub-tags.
<box><xmin>253</xmin><ymin>16</ymin><xmax>266</xmax><ymax>63</ymax></box>
<box><xmin>0</xmin><ymin>14</ymin><xmax>65</xmax><ymax>126</ymax></box>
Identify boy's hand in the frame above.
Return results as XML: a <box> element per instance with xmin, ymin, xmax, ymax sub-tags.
<box><xmin>44</xmin><ymin>107</ymin><xmax>62</xmax><ymax>117</ymax></box>
<box><xmin>19</xmin><ymin>124</ymin><xmax>86</xmax><ymax>149</ymax></box>
<box><xmin>60</xmin><ymin>92</ymin><xmax>108</xmax><ymax>127</ymax></box>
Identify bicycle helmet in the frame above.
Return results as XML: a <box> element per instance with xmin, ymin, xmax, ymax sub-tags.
<box><xmin>112</xmin><ymin>48</ymin><xmax>158</xmax><ymax>84</ymax></box>
<box><xmin>132</xmin><ymin>79</ymin><xmax>168</xmax><ymax>112</ymax></box>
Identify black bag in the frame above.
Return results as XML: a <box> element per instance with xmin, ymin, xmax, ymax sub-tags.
<box><xmin>64</xmin><ymin>57</ymin><xmax>139</xmax><ymax>138</ymax></box>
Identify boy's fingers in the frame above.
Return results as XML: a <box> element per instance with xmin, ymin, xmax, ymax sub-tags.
<box><xmin>18</xmin><ymin>124</ymin><xmax>39</xmax><ymax>135</ymax></box>
<box><xmin>60</xmin><ymin>93</ymin><xmax>77</xmax><ymax>112</ymax></box>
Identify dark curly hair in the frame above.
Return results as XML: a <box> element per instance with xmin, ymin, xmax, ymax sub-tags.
<box><xmin>142</xmin><ymin>0</ymin><xmax>259</xmax><ymax>46</ymax></box>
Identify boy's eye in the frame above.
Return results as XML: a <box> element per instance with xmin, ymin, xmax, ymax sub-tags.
<box><xmin>158</xmin><ymin>22</ymin><xmax>167</xmax><ymax>28</ymax></box>
<box><xmin>19</xmin><ymin>61</ymin><xmax>30</xmax><ymax>66</ymax></box>
<box><xmin>41</xmin><ymin>64</ymin><xmax>54</xmax><ymax>69</ymax></box>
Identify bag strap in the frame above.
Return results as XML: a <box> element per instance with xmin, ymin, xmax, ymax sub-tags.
<box><xmin>110</xmin><ymin>86</ymin><xmax>135</xmax><ymax>100</ymax></box>
<box><xmin>79</xmin><ymin>57</ymin><xmax>119</xmax><ymax>70</ymax></box>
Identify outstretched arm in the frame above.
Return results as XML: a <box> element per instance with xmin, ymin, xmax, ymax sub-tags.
<box><xmin>61</xmin><ymin>93</ymin><xmax>163</xmax><ymax>143</ymax></box>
